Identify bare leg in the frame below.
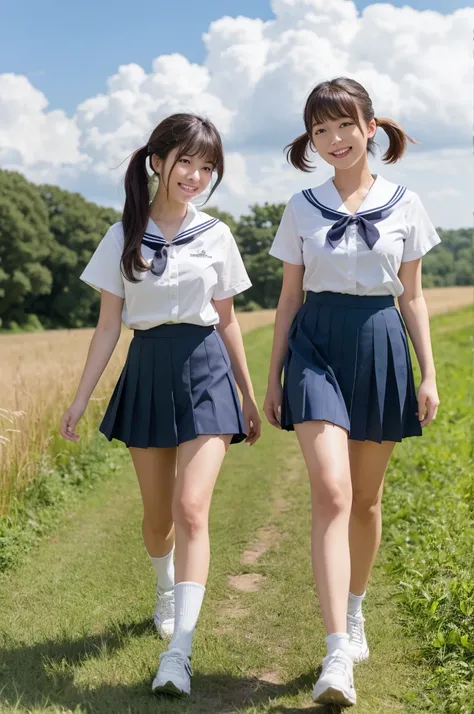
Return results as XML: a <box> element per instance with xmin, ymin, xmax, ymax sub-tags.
<box><xmin>348</xmin><ymin>440</ymin><xmax>395</xmax><ymax>595</ymax></box>
<box><xmin>294</xmin><ymin>421</ymin><xmax>352</xmax><ymax>635</ymax></box>
<box><xmin>129</xmin><ymin>446</ymin><xmax>177</xmax><ymax>557</ymax></box>
<box><xmin>173</xmin><ymin>434</ymin><xmax>231</xmax><ymax>585</ymax></box>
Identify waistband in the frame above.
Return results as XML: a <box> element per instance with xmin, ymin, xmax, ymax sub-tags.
<box><xmin>133</xmin><ymin>324</ymin><xmax>215</xmax><ymax>339</ymax></box>
<box><xmin>306</xmin><ymin>291</ymin><xmax>395</xmax><ymax>309</ymax></box>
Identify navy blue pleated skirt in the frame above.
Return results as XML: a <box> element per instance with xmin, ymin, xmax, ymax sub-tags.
<box><xmin>282</xmin><ymin>291</ymin><xmax>422</xmax><ymax>443</ymax></box>
<box><xmin>100</xmin><ymin>324</ymin><xmax>246</xmax><ymax>448</ymax></box>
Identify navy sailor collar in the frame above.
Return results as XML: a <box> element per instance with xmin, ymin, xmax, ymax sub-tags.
<box><xmin>142</xmin><ymin>204</ymin><xmax>220</xmax><ymax>277</ymax></box>
<box><xmin>302</xmin><ymin>175</ymin><xmax>406</xmax><ymax>250</ymax></box>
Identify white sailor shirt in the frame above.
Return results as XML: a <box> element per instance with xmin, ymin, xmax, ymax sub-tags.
<box><xmin>269</xmin><ymin>175</ymin><xmax>441</xmax><ymax>297</ymax></box>
<box><xmin>80</xmin><ymin>202</ymin><xmax>252</xmax><ymax>330</ymax></box>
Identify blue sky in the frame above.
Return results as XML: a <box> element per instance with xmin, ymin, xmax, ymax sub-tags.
<box><xmin>0</xmin><ymin>0</ymin><xmax>468</xmax><ymax>115</ymax></box>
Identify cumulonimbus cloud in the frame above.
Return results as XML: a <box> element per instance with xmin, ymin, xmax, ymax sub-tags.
<box><xmin>0</xmin><ymin>0</ymin><xmax>472</xmax><ymax>225</ymax></box>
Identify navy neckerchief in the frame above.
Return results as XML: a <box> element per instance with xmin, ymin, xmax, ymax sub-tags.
<box><xmin>302</xmin><ymin>184</ymin><xmax>406</xmax><ymax>250</ymax></box>
<box><xmin>142</xmin><ymin>217</ymin><xmax>220</xmax><ymax>276</ymax></box>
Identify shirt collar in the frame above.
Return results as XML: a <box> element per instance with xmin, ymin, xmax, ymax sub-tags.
<box><xmin>145</xmin><ymin>201</ymin><xmax>200</xmax><ymax>241</ymax></box>
<box><xmin>309</xmin><ymin>175</ymin><xmax>401</xmax><ymax>216</ymax></box>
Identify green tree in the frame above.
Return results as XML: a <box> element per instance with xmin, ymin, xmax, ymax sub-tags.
<box><xmin>205</xmin><ymin>206</ymin><xmax>238</xmax><ymax>234</ymax></box>
<box><xmin>0</xmin><ymin>170</ymin><xmax>54</xmax><ymax>329</ymax></box>
<box><xmin>34</xmin><ymin>186</ymin><xmax>121</xmax><ymax>328</ymax></box>
<box><xmin>234</xmin><ymin>203</ymin><xmax>286</xmax><ymax>309</ymax></box>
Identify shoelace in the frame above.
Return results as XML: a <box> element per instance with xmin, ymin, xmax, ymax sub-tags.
<box><xmin>324</xmin><ymin>651</ymin><xmax>351</xmax><ymax>678</ymax></box>
<box><xmin>159</xmin><ymin>649</ymin><xmax>192</xmax><ymax>677</ymax></box>
<box><xmin>347</xmin><ymin>614</ymin><xmax>365</xmax><ymax>646</ymax></box>
<box><xmin>156</xmin><ymin>590</ymin><xmax>175</xmax><ymax>620</ymax></box>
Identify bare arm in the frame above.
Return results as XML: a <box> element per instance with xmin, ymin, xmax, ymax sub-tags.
<box><xmin>213</xmin><ymin>297</ymin><xmax>261</xmax><ymax>445</ymax></box>
<box><xmin>264</xmin><ymin>263</ymin><xmax>305</xmax><ymax>427</ymax></box>
<box><xmin>60</xmin><ymin>290</ymin><xmax>124</xmax><ymax>441</ymax></box>
<box><xmin>398</xmin><ymin>258</ymin><xmax>439</xmax><ymax>426</ymax></box>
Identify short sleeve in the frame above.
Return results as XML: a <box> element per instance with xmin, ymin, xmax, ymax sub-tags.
<box><xmin>213</xmin><ymin>228</ymin><xmax>252</xmax><ymax>301</ymax></box>
<box><xmin>402</xmin><ymin>193</ymin><xmax>441</xmax><ymax>263</ymax></box>
<box><xmin>80</xmin><ymin>224</ymin><xmax>125</xmax><ymax>298</ymax></box>
<box><xmin>269</xmin><ymin>198</ymin><xmax>303</xmax><ymax>265</ymax></box>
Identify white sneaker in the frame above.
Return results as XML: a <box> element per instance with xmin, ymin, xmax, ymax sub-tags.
<box><xmin>313</xmin><ymin>648</ymin><xmax>356</xmax><ymax>707</ymax></box>
<box><xmin>152</xmin><ymin>648</ymin><xmax>192</xmax><ymax>697</ymax></box>
<box><xmin>154</xmin><ymin>589</ymin><xmax>175</xmax><ymax>639</ymax></box>
<box><xmin>347</xmin><ymin>613</ymin><xmax>370</xmax><ymax>663</ymax></box>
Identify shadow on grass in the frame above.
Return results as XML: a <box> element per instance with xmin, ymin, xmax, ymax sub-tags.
<box><xmin>0</xmin><ymin>620</ymin><xmax>339</xmax><ymax>713</ymax></box>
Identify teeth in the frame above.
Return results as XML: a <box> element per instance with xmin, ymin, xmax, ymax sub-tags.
<box><xmin>180</xmin><ymin>184</ymin><xmax>197</xmax><ymax>192</ymax></box>
<box><xmin>333</xmin><ymin>149</ymin><xmax>350</xmax><ymax>156</ymax></box>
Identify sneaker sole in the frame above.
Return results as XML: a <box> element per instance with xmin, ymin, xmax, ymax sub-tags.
<box><xmin>153</xmin><ymin>617</ymin><xmax>174</xmax><ymax>640</ymax></box>
<box><xmin>152</xmin><ymin>681</ymin><xmax>189</xmax><ymax>698</ymax></box>
<box><xmin>352</xmin><ymin>647</ymin><xmax>369</xmax><ymax>664</ymax></box>
<box><xmin>313</xmin><ymin>686</ymin><xmax>356</xmax><ymax>707</ymax></box>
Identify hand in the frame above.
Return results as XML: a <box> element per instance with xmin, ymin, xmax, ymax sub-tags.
<box><xmin>417</xmin><ymin>378</ymin><xmax>440</xmax><ymax>427</ymax></box>
<box><xmin>263</xmin><ymin>382</ymin><xmax>282</xmax><ymax>429</ymax></box>
<box><xmin>242</xmin><ymin>395</ymin><xmax>262</xmax><ymax>446</ymax></box>
<box><xmin>59</xmin><ymin>400</ymin><xmax>87</xmax><ymax>442</ymax></box>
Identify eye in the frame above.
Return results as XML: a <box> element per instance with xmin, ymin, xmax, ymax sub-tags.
<box><xmin>179</xmin><ymin>158</ymin><xmax>190</xmax><ymax>164</ymax></box>
<box><xmin>203</xmin><ymin>166</ymin><xmax>213</xmax><ymax>173</ymax></box>
<box><xmin>313</xmin><ymin>128</ymin><xmax>324</xmax><ymax>135</ymax></box>
<box><xmin>341</xmin><ymin>122</ymin><xmax>354</xmax><ymax>128</ymax></box>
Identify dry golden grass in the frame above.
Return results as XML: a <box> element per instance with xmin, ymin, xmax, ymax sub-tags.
<box><xmin>0</xmin><ymin>286</ymin><xmax>472</xmax><ymax>515</ymax></box>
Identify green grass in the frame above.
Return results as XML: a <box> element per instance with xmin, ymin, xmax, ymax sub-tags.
<box><xmin>382</xmin><ymin>307</ymin><xmax>474</xmax><ymax>713</ymax></box>
<box><xmin>0</xmin><ymin>435</ymin><xmax>125</xmax><ymax>572</ymax></box>
<box><xmin>0</xmin><ymin>309</ymin><xmax>471</xmax><ymax>713</ymax></box>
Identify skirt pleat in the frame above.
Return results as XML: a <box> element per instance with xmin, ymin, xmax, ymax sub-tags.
<box><xmin>99</xmin><ymin>324</ymin><xmax>246</xmax><ymax>448</ymax></box>
<box><xmin>281</xmin><ymin>291</ymin><xmax>422</xmax><ymax>443</ymax></box>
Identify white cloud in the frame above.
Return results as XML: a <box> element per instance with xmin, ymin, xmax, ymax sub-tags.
<box><xmin>0</xmin><ymin>74</ymin><xmax>85</xmax><ymax>174</ymax></box>
<box><xmin>0</xmin><ymin>0</ymin><xmax>472</xmax><ymax>227</ymax></box>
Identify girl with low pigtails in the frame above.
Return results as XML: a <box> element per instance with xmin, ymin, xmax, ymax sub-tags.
<box><xmin>60</xmin><ymin>112</ymin><xmax>261</xmax><ymax>698</ymax></box>
<box><xmin>264</xmin><ymin>77</ymin><xmax>440</xmax><ymax>707</ymax></box>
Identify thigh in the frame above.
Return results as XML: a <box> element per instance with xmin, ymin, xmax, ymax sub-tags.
<box><xmin>174</xmin><ymin>435</ymin><xmax>232</xmax><ymax>509</ymax></box>
<box><xmin>129</xmin><ymin>446</ymin><xmax>177</xmax><ymax>518</ymax></box>
<box><xmin>349</xmin><ymin>440</ymin><xmax>396</xmax><ymax>505</ymax></box>
<box><xmin>294</xmin><ymin>421</ymin><xmax>351</xmax><ymax>496</ymax></box>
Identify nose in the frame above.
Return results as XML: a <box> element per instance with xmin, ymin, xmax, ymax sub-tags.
<box><xmin>330</xmin><ymin>132</ymin><xmax>343</xmax><ymax>145</ymax></box>
<box><xmin>187</xmin><ymin>167</ymin><xmax>200</xmax><ymax>182</ymax></box>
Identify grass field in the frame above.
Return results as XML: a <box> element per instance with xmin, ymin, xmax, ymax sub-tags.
<box><xmin>1</xmin><ymin>286</ymin><xmax>472</xmax><ymax>518</ymax></box>
<box><xmin>0</xmin><ymin>302</ymin><xmax>472</xmax><ymax>713</ymax></box>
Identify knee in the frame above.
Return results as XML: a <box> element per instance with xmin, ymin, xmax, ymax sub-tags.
<box><xmin>311</xmin><ymin>475</ymin><xmax>352</xmax><ymax>519</ymax></box>
<box><xmin>351</xmin><ymin>490</ymin><xmax>382</xmax><ymax>523</ymax></box>
<box><xmin>143</xmin><ymin>514</ymin><xmax>173</xmax><ymax>541</ymax></box>
<box><xmin>172</xmin><ymin>496</ymin><xmax>208</xmax><ymax>539</ymax></box>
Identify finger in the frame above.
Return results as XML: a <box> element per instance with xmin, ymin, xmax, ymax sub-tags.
<box><xmin>247</xmin><ymin>418</ymin><xmax>262</xmax><ymax>445</ymax></box>
<box><xmin>422</xmin><ymin>401</ymin><xmax>438</xmax><ymax>427</ymax></box>
<box><xmin>417</xmin><ymin>397</ymin><xmax>427</xmax><ymax>423</ymax></box>
<box><xmin>264</xmin><ymin>407</ymin><xmax>281</xmax><ymax>429</ymax></box>
<box><xmin>61</xmin><ymin>415</ymin><xmax>80</xmax><ymax>441</ymax></box>
<box><xmin>253</xmin><ymin>419</ymin><xmax>262</xmax><ymax>442</ymax></box>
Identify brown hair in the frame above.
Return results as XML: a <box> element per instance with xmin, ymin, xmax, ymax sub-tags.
<box><xmin>122</xmin><ymin>113</ymin><xmax>224</xmax><ymax>282</ymax></box>
<box><xmin>286</xmin><ymin>77</ymin><xmax>416</xmax><ymax>172</ymax></box>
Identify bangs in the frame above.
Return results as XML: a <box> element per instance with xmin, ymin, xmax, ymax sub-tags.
<box><xmin>176</xmin><ymin>125</ymin><xmax>222</xmax><ymax>169</ymax></box>
<box><xmin>306</xmin><ymin>87</ymin><xmax>362</xmax><ymax>131</ymax></box>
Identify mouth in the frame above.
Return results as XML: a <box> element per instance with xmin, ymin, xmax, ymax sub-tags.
<box><xmin>178</xmin><ymin>183</ymin><xmax>199</xmax><ymax>194</ymax></box>
<box><xmin>330</xmin><ymin>147</ymin><xmax>352</xmax><ymax>159</ymax></box>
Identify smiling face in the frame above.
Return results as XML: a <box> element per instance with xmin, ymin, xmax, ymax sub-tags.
<box><xmin>311</xmin><ymin>111</ymin><xmax>376</xmax><ymax>171</ymax></box>
<box><xmin>152</xmin><ymin>147</ymin><xmax>215</xmax><ymax>204</ymax></box>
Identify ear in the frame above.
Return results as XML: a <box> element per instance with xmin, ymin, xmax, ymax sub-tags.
<box><xmin>150</xmin><ymin>153</ymin><xmax>161</xmax><ymax>175</ymax></box>
<box><xmin>367</xmin><ymin>118</ymin><xmax>377</xmax><ymax>139</ymax></box>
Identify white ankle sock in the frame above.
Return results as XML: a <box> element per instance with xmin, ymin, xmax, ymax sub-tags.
<box><xmin>168</xmin><ymin>582</ymin><xmax>206</xmax><ymax>657</ymax></box>
<box><xmin>326</xmin><ymin>632</ymin><xmax>350</xmax><ymax>655</ymax></box>
<box><xmin>148</xmin><ymin>548</ymin><xmax>175</xmax><ymax>593</ymax></box>
<box><xmin>348</xmin><ymin>591</ymin><xmax>366</xmax><ymax>618</ymax></box>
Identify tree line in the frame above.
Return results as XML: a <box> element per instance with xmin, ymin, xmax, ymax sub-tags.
<box><xmin>0</xmin><ymin>169</ymin><xmax>471</xmax><ymax>331</ymax></box>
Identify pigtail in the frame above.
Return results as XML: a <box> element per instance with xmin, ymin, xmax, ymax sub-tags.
<box><xmin>375</xmin><ymin>117</ymin><xmax>417</xmax><ymax>164</ymax></box>
<box><xmin>122</xmin><ymin>145</ymin><xmax>151</xmax><ymax>282</ymax></box>
<box><xmin>285</xmin><ymin>132</ymin><xmax>315</xmax><ymax>172</ymax></box>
